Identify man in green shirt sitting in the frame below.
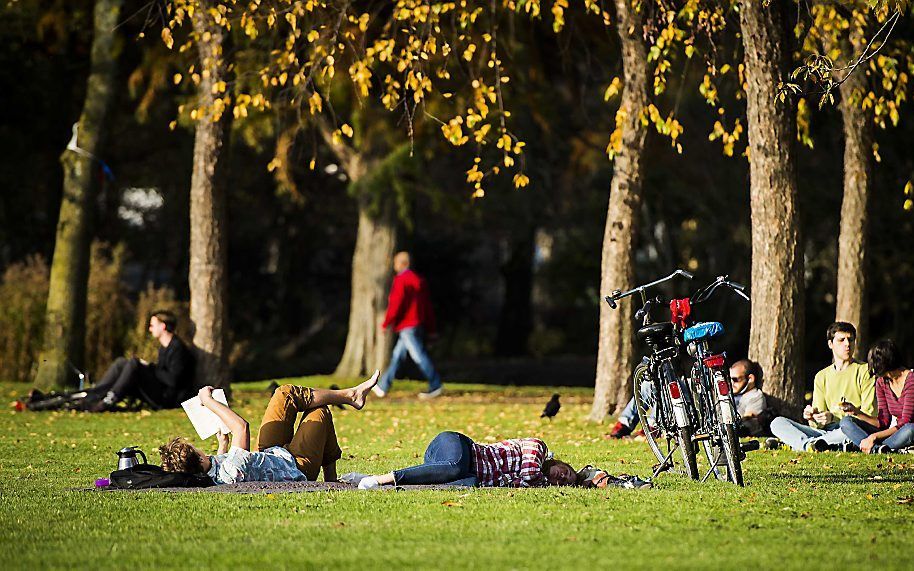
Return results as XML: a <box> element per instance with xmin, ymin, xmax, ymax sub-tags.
<box><xmin>769</xmin><ymin>322</ymin><xmax>877</xmax><ymax>452</ymax></box>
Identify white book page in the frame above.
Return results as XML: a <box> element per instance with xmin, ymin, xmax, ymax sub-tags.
<box><xmin>181</xmin><ymin>389</ymin><xmax>231</xmax><ymax>440</ymax></box>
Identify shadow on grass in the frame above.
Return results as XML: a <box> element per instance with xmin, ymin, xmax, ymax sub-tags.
<box><xmin>770</xmin><ymin>472</ymin><xmax>913</xmax><ymax>484</ymax></box>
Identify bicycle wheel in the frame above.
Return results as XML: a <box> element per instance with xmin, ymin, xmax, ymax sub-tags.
<box><xmin>677</xmin><ymin>426</ymin><xmax>700</xmax><ymax>480</ymax></box>
<box><xmin>632</xmin><ymin>364</ymin><xmax>665</xmax><ymax>466</ymax></box>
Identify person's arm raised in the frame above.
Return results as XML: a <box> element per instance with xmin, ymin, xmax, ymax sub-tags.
<box><xmin>198</xmin><ymin>386</ymin><xmax>250</xmax><ymax>451</ymax></box>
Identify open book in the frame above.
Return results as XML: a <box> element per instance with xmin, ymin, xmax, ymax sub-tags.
<box><xmin>181</xmin><ymin>389</ymin><xmax>230</xmax><ymax>440</ymax></box>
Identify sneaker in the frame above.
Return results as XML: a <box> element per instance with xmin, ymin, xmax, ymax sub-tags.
<box><xmin>764</xmin><ymin>437</ymin><xmax>782</xmax><ymax>450</ymax></box>
<box><xmin>842</xmin><ymin>441</ymin><xmax>860</xmax><ymax>453</ymax></box>
<box><xmin>418</xmin><ymin>387</ymin><xmax>443</xmax><ymax>400</ymax></box>
<box><xmin>807</xmin><ymin>439</ymin><xmax>829</xmax><ymax>453</ymax></box>
<box><xmin>358</xmin><ymin>476</ymin><xmax>381</xmax><ymax>490</ymax></box>
<box><xmin>609</xmin><ymin>421</ymin><xmax>632</xmax><ymax>439</ymax></box>
<box><xmin>371</xmin><ymin>385</ymin><xmax>387</xmax><ymax>398</ymax></box>
<box><xmin>871</xmin><ymin>444</ymin><xmax>889</xmax><ymax>455</ymax></box>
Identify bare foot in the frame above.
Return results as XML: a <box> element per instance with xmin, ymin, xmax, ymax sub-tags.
<box><xmin>350</xmin><ymin>370</ymin><xmax>380</xmax><ymax>410</ymax></box>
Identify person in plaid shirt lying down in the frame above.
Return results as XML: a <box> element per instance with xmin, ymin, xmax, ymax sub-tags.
<box><xmin>347</xmin><ymin>431</ymin><xmax>578</xmax><ymax>489</ymax></box>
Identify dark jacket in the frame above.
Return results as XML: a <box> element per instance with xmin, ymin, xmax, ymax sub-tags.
<box><xmin>152</xmin><ymin>336</ymin><xmax>195</xmax><ymax>406</ymax></box>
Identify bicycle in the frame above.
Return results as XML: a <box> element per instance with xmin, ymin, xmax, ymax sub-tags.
<box><xmin>681</xmin><ymin>276</ymin><xmax>754</xmax><ymax>486</ymax></box>
<box><xmin>605</xmin><ymin>269</ymin><xmax>700</xmax><ymax>480</ymax></box>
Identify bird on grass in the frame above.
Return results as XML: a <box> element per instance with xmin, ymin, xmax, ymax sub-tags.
<box><xmin>541</xmin><ymin>394</ymin><xmax>561</xmax><ymax>420</ymax></box>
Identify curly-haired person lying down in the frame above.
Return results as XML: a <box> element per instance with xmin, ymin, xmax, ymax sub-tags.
<box><xmin>346</xmin><ymin>431</ymin><xmax>578</xmax><ymax>489</ymax></box>
<box><xmin>158</xmin><ymin>372</ymin><xmax>379</xmax><ymax>484</ymax></box>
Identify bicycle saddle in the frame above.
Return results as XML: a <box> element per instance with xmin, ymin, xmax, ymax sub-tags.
<box><xmin>637</xmin><ymin>322</ymin><xmax>674</xmax><ymax>341</ymax></box>
<box><xmin>683</xmin><ymin>321</ymin><xmax>724</xmax><ymax>343</ymax></box>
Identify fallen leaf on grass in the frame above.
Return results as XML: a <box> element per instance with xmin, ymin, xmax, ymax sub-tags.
<box><xmin>892</xmin><ymin>484</ymin><xmax>903</xmax><ymax>490</ymax></box>
<box><xmin>441</xmin><ymin>500</ymin><xmax>462</xmax><ymax>507</ymax></box>
<box><xmin>896</xmin><ymin>496</ymin><xmax>914</xmax><ymax>505</ymax></box>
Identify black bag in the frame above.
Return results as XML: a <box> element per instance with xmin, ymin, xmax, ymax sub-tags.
<box><xmin>109</xmin><ymin>463</ymin><xmax>214</xmax><ymax>489</ymax></box>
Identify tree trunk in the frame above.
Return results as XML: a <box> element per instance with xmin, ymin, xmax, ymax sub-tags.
<box><xmin>740</xmin><ymin>0</ymin><xmax>804</xmax><ymax>415</ymax></box>
<box><xmin>835</xmin><ymin>37</ymin><xmax>872</xmax><ymax>357</ymax></box>
<box><xmin>495</xmin><ymin>226</ymin><xmax>535</xmax><ymax>356</ymax></box>
<box><xmin>334</xmin><ymin>171</ymin><xmax>397</xmax><ymax>378</ymax></box>
<box><xmin>188</xmin><ymin>6</ymin><xmax>230</xmax><ymax>389</ymax></box>
<box><xmin>34</xmin><ymin>0</ymin><xmax>122</xmax><ymax>390</ymax></box>
<box><xmin>589</xmin><ymin>0</ymin><xmax>649</xmax><ymax>422</ymax></box>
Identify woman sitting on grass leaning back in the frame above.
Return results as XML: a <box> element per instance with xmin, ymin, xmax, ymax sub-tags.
<box><xmin>158</xmin><ymin>372</ymin><xmax>379</xmax><ymax>484</ymax></box>
<box><xmin>348</xmin><ymin>431</ymin><xmax>578</xmax><ymax>489</ymax></box>
<box><xmin>839</xmin><ymin>340</ymin><xmax>914</xmax><ymax>454</ymax></box>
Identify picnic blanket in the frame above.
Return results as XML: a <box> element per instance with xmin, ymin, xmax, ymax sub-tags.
<box><xmin>85</xmin><ymin>481</ymin><xmax>474</xmax><ymax>494</ymax></box>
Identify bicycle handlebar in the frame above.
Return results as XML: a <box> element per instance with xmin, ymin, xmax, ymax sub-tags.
<box><xmin>690</xmin><ymin>275</ymin><xmax>750</xmax><ymax>304</ymax></box>
<box><xmin>604</xmin><ymin>269</ymin><xmax>694</xmax><ymax>309</ymax></box>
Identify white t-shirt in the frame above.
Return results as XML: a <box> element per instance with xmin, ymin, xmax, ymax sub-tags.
<box><xmin>734</xmin><ymin>387</ymin><xmax>766</xmax><ymax>417</ymax></box>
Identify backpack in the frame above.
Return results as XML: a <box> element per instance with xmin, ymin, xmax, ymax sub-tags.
<box><xmin>109</xmin><ymin>463</ymin><xmax>214</xmax><ymax>490</ymax></box>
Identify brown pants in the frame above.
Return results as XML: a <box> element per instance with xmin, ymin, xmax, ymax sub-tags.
<box><xmin>257</xmin><ymin>385</ymin><xmax>342</xmax><ymax>481</ymax></box>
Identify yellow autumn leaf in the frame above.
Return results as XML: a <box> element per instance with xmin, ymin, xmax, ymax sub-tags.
<box><xmin>341</xmin><ymin>124</ymin><xmax>354</xmax><ymax>138</ymax></box>
<box><xmin>161</xmin><ymin>28</ymin><xmax>174</xmax><ymax>49</ymax></box>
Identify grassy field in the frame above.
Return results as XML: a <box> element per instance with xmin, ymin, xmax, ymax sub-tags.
<box><xmin>1</xmin><ymin>377</ymin><xmax>912</xmax><ymax>569</ymax></box>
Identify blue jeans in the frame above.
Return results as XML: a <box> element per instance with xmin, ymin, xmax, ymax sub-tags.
<box><xmin>379</xmin><ymin>326</ymin><xmax>441</xmax><ymax>392</ymax></box>
<box><xmin>840</xmin><ymin>416</ymin><xmax>914</xmax><ymax>452</ymax></box>
<box><xmin>618</xmin><ymin>380</ymin><xmax>655</xmax><ymax>429</ymax></box>
<box><xmin>770</xmin><ymin>417</ymin><xmax>847</xmax><ymax>451</ymax></box>
<box><xmin>393</xmin><ymin>431</ymin><xmax>477</xmax><ymax>486</ymax></box>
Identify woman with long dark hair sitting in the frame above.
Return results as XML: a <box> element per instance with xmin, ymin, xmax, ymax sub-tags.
<box><xmin>840</xmin><ymin>340</ymin><xmax>914</xmax><ymax>454</ymax></box>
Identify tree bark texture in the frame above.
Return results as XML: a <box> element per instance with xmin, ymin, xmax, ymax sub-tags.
<box><xmin>334</xmin><ymin>175</ymin><xmax>397</xmax><ymax>378</ymax></box>
<box><xmin>739</xmin><ymin>0</ymin><xmax>805</xmax><ymax>415</ymax></box>
<box><xmin>35</xmin><ymin>0</ymin><xmax>122</xmax><ymax>390</ymax></box>
<box><xmin>189</xmin><ymin>6</ymin><xmax>230</xmax><ymax>389</ymax></box>
<box><xmin>835</xmin><ymin>34</ymin><xmax>873</xmax><ymax>356</ymax></box>
<box><xmin>589</xmin><ymin>0</ymin><xmax>649</xmax><ymax>422</ymax></box>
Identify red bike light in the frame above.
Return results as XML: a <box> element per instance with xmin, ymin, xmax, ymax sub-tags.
<box><xmin>703</xmin><ymin>354</ymin><xmax>726</xmax><ymax>369</ymax></box>
<box><xmin>668</xmin><ymin>382</ymin><xmax>681</xmax><ymax>400</ymax></box>
<box><xmin>717</xmin><ymin>380</ymin><xmax>730</xmax><ymax>396</ymax></box>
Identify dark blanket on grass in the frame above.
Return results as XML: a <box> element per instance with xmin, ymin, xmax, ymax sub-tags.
<box><xmin>88</xmin><ymin>481</ymin><xmax>472</xmax><ymax>494</ymax></box>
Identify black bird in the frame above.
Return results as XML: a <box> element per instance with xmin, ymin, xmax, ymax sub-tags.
<box><xmin>329</xmin><ymin>384</ymin><xmax>345</xmax><ymax>409</ymax></box>
<box><xmin>541</xmin><ymin>394</ymin><xmax>561</xmax><ymax>420</ymax></box>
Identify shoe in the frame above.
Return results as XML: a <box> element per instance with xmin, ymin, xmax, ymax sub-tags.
<box><xmin>418</xmin><ymin>387</ymin><xmax>443</xmax><ymax>400</ymax></box>
<box><xmin>842</xmin><ymin>441</ymin><xmax>860</xmax><ymax>453</ymax></box>
<box><xmin>358</xmin><ymin>476</ymin><xmax>381</xmax><ymax>490</ymax></box>
<box><xmin>609</xmin><ymin>421</ymin><xmax>632</xmax><ymax>439</ymax></box>
<box><xmin>807</xmin><ymin>439</ymin><xmax>829</xmax><ymax>453</ymax></box>
<box><xmin>371</xmin><ymin>385</ymin><xmax>387</xmax><ymax>398</ymax></box>
<box><xmin>764</xmin><ymin>437</ymin><xmax>782</xmax><ymax>450</ymax></box>
<box><xmin>871</xmin><ymin>444</ymin><xmax>889</xmax><ymax>455</ymax></box>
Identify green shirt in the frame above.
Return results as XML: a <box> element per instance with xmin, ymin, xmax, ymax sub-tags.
<box><xmin>811</xmin><ymin>360</ymin><xmax>876</xmax><ymax>426</ymax></box>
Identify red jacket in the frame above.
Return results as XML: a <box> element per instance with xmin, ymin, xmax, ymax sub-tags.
<box><xmin>382</xmin><ymin>269</ymin><xmax>436</xmax><ymax>333</ymax></box>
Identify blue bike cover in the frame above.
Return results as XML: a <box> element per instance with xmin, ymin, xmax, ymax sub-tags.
<box><xmin>683</xmin><ymin>321</ymin><xmax>724</xmax><ymax>342</ymax></box>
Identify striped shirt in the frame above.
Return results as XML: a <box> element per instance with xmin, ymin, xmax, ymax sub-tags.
<box><xmin>472</xmin><ymin>438</ymin><xmax>548</xmax><ymax>487</ymax></box>
<box><xmin>876</xmin><ymin>371</ymin><xmax>914</xmax><ymax>430</ymax></box>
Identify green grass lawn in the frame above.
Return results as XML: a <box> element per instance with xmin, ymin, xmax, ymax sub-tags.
<box><xmin>1</xmin><ymin>378</ymin><xmax>912</xmax><ymax>569</ymax></box>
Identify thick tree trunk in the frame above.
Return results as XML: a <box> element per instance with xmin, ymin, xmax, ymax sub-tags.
<box><xmin>495</xmin><ymin>226</ymin><xmax>535</xmax><ymax>356</ymax></box>
<box><xmin>35</xmin><ymin>0</ymin><xmax>122</xmax><ymax>390</ymax></box>
<box><xmin>189</xmin><ymin>6</ymin><xmax>230</xmax><ymax>389</ymax></box>
<box><xmin>740</xmin><ymin>0</ymin><xmax>805</xmax><ymax>415</ymax></box>
<box><xmin>835</xmin><ymin>41</ymin><xmax>872</xmax><ymax>357</ymax></box>
<box><xmin>589</xmin><ymin>0</ymin><xmax>649</xmax><ymax>422</ymax></box>
<box><xmin>334</xmin><ymin>173</ymin><xmax>397</xmax><ymax>378</ymax></box>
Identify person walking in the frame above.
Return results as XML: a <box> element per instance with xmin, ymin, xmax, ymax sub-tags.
<box><xmin>374</xmin><ymin>251</ymin><xmax>442</xmax><ymax>399</ymax></box>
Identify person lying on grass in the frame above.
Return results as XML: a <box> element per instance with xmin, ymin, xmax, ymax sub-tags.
<box><xmin>346</xmin><ymin>431</ymin><xmax>578</xmax><ymax>489</ymax></box>
<box><xmin>158</xmin><ymin>373</ymin><xmax>379</xmax><ymax>484</ymax></box>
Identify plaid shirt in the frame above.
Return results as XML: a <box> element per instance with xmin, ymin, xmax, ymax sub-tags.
<box><xmin>472</xmin><ymin>438</ymin><xmax>549</xmax><ymax>487</ymax></box>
